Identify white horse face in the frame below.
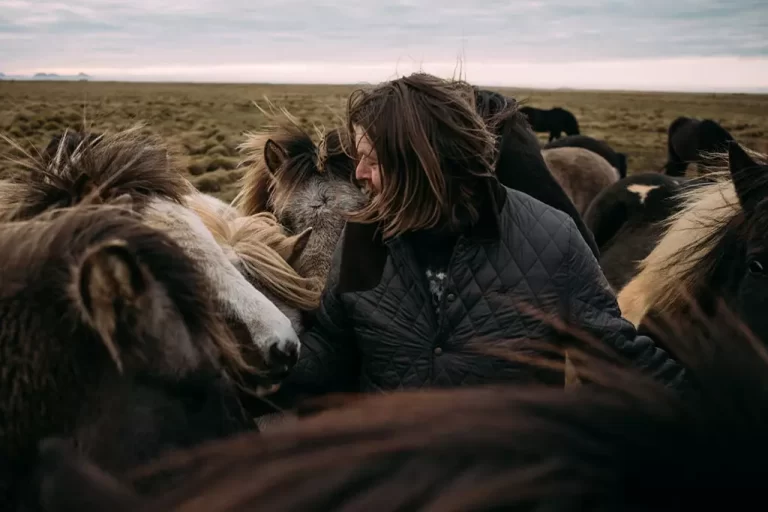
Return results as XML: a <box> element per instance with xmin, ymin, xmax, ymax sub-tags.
<box><xmin>143</xmin><ymin>198</ymin><xmax>300</xmax><ymax>389</ymax></box>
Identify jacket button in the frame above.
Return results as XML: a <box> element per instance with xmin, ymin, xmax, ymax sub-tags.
<box><xmin>446</xmin><ymin>293</ymin><xmax>456</xmax><ymax>302</ymax></box>
<box><xmin>434</xmin><ymin>347</ymin><xmax>443</xmax><ymax>356</ymax></box>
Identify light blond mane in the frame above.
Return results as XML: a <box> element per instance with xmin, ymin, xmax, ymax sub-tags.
<box><xmin>618</xmin><ymin>149</ymin><xmax>767</xmax><ymax>326</ymax></box>
<box><xmin>187</xmin><ymin>194</ymin><xmax>323</xmax><ymax>311</ymax></box>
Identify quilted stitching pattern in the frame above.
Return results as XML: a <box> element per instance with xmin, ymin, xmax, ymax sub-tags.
<box><xmin>285</xmin><ymin>187</ymin><xmax>687</xmax><ymax>396</ymax></box>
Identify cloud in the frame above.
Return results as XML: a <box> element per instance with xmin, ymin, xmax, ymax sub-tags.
<box><xmin>0</xmin><ymin>0</ymin><xmax>766</xmax><ymax>90</ymax></box>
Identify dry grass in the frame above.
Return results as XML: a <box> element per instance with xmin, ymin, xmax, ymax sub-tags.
<box><xmin>1</xmin><ymin>80</ymin><xmax>766</xmax><ymax>201</ymax></box>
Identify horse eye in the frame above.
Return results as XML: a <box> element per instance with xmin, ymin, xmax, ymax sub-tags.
<box><xmin>748</xmin><ymin>258</ymin><xmax>765</xmax><ymax>275</ymax></box>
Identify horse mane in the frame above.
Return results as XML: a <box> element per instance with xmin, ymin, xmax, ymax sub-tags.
<box><xmin>233</xmin><ymin>106</ymin><xmax>353</xmax><ymax>217</ymax></box>
<box><xmin>0</xmin><ymin>203</ymin><xmax>253</xmax><ymax>403</ymax></box>
<box><xmin>0</xmin><ymin>126</ymin><xmax>193</xmax><ymax>221</ymax></box>
<box><xmin>187</xmin><ymin>194</ymin><xmax>323</xmax><ymax>311</ymax></box>
<box><xmin>72</xmin><ymin>292</ymin><xmax>761</xmax><ymax>511</ymax></box>
<box><xmin>618</xmin><ymin>149</ymin><xmax>768</xmax><ymax>326</ymax></box>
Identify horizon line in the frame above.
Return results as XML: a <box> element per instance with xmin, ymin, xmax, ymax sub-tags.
<box><xmin>2</xmin><ymin>77</ymin><xmax>766</xmax><ymax>95</ymax></box>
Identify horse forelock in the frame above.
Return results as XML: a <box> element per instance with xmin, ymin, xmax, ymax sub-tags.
<box><xmin>235</xmin><ymin>116</ymin><xmax>320</xmax><ymax>217</ymax></box>
<box><xmin>2</xmin><ymin>127</ymin><xmax>192</xmax><ymax>221</ymax></box>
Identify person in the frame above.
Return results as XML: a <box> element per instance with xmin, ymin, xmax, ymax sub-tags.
<box><xmin>263</xmin><ymin>72</ymin><xmax>687</xmax><ymax>409</ymax></box>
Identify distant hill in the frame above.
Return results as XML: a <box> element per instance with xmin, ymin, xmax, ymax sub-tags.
<box><xmin>0</xmin><ymin>72</ymin><xmax>90</xmax><ymax>81</ymax></box>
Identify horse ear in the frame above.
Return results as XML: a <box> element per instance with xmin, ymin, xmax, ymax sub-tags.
<box><xmin>286</xmin><ymin>227</ymin><xmax>312</xmax><ymax>268</ymax></box>
<box><xmin>37</xmin><ymin>438</ymin><xmax>142</xmax><ymax>512</ymax></box>
<box><xmin>264</xmin><ymin>139</ymin><xmax>288</xmax><ymax>174</ymax></box>
<box><xmin>75</xmin><ymin>240</ymin><xmax>147</xmax><ymax>373</ymax></box>
<box><xmin>729</xmin><ymin>141</ymin><xmax>765</xmax><ymax>213</ymax></box>
<box><xmin>111</xmin><ymin>193</ymin><xmax>134</xmax><ymax>210</ymax></box>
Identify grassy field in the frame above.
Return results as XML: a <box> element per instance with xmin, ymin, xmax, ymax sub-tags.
<box><xmin>1</xmin><ymin>80</ymin><xmax>767</xmax><ymax>202</ymax></box>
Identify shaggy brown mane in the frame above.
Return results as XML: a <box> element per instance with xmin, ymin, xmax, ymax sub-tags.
<box><xmin>234</xmin><ymin>108</ymin><xmax>354</xmax><ymax>217</ymax></box>
<box><xmin>0</xmin><ymin>205</ymin><xmax>252</xmax><ymax>416</ymax></box>
<box><xmin>618</xmin><ymin>149</ymin><xmax>768</xmax><ymax>325</ymax></box>
<box><xmin>0</xmin><ymin>126</ymin><xmax>193</xmax><ymax>221</ymax></box>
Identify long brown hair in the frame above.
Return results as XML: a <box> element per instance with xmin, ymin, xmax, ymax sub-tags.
<box><xmin>346</xmin><ymin>73</ymin><xmax>497</xmax><ymax>239</ymax></box>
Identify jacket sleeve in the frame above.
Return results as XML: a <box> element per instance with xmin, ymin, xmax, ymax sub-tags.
<box><xmin>560</xmin><ymin>217</ymin><xmax>688</xmax><ymax>391</ymax></box>
<box><xmin>263</xmin><ymin>229</ymin><xmax>360</xmax><ymax>411</ymax></box>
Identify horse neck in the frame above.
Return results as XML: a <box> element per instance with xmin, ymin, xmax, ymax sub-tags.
<box><xmin>294</xmin><ymin>227</ymin><xmax>340</xmax><ymax>283</ymax></box>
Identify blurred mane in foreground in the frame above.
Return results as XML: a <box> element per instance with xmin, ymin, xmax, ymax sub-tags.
<box><xmin>35</xmin><ymin>290</ymin><xmax>768</xmax><ymax>510</ymax></box>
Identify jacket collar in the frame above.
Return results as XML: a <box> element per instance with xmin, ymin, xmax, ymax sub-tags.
<box><xmin>335</xmin><ymin>178</ymin><xmax>507</xmax><ymax>295</ymax></box>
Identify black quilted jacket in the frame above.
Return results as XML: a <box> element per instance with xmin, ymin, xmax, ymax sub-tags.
<box><xmin>275</xmin><ymin>180</ymin><xmax>687</xmax><ymax>402</ymax></box>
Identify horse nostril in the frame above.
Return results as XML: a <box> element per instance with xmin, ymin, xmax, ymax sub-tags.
<box><xmin>269</xmin><ymin>343</ymin><xmax>299</xmax><ymax>370</ymax></box>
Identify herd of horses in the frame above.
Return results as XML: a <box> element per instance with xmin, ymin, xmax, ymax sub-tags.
<box><xmin>0</xmin><ymin>89</ymin><xmax>764</xmax><ymax>510</ymax></box>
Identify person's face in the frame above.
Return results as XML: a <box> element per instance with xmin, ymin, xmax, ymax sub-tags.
<box><xmin>353</xmin><ymin>125</ymin><xmax>382</xmax><ymax>196</ymax></box>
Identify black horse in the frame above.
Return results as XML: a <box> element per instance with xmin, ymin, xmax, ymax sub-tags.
<box><xmin>474</xmin><ymin>89</ymin><xmax>599</xmax><ymax>258</ymax></box>
<box><xmin>519</xmin><ymin>106</ymin><xmax>580</xmax><ymax>142</ymax></box>
<box><xmin>662</xmin><ymin>116</ymin><xmax>734</xmax><ymax>177</ymax></box>
<box><xmin>544</xmin><ymin>134</ymin><xmax>627</xmax><ymax>179</ymax></box>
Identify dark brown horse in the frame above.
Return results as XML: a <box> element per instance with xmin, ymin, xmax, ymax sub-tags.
<box><xmin>662</xmin><ymin>116</ymin><xmax>734</xmax><ymax>177</ymax></box>
<box><xmin>474</xmin><ymin>89</ymin><xmax>599</xmax><ymax>258</ymax></box>
<box><xmin>0</xmin><ymin>206</ymin><xmax>254</xmax><ymax>510</ymax></box>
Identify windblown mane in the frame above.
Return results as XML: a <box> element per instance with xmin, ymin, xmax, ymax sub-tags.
<box><xmin>618</xmin><ymin>149</ymin><xmax>768</xmax><ymax>325</ymax></box>
<box><xmin>187</xmin><ymin>194</ymin><xmax>323</xmax><ymax>311</ymax></box>
<box><xmin>1</xmin><ymin>126</ymin><xmax>193</xmax><ymax>221</ymax></box>
<box><xmin>233</xmin><ymin>107</ymin><xmax>354</xmax><ymax>217</ymax></box>
<box><xmin>51</xmin><ymin>293</ymin><xmax>768</xmax><ymax>510</ymax></box>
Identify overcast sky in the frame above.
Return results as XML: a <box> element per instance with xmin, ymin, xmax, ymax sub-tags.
<box><xmin>1</xmin><ymin>0</ymin><xmax>767</xmax><ymax>91</ymax></box>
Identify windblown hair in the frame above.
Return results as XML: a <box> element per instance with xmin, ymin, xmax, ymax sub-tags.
<box><xmin>1</xmin><ymin>126</ymin><xmax>192</xmax><ymax>221</ymax></box>
<box><xmin>234</xmin><ymin>108</ymin><xmax>355</xmax><ymax>218</ymax></box>
<box><xmin>56</xmin><ymin>291</ymin><xmax>768</xmax><ymax>510</ymax></box>
<box><xmin>618</xmin><ymin>149</ymin><xmax>768</xmax><ymax>325</ymax></box>
<box><xmin>187</xmin><ymin>194</ymin><xmax>323</xmax><ymax>310</ymax></box>
<box><xmin>346</xmin><ymin>72</ymin><xmax>498</xmax><ymax>239</ymax></box>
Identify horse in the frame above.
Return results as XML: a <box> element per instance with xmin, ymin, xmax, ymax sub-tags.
<box><xmin>0</xmin><ymin>205</ymin><xmax>256</xmax><ymax>510</ymax></box>
<box><xmin>473</xmin><ymin>88</ymin><xmax>600</xmax><ymax>258</ymax></box>
<box><xmin>33</xmin><ymin>294</ymin><xmax>768</xmax><ymax>511</ymax></box>
<box><xmin>519</xmin><ymin>106</ymin><xmax>580</xmax><ymax>142</ymax></box>
<box><xmin>1</xmin><ymin>128</ymin><xmax>301</xmax><ymax>390</ymax></box>
<box><xmin>618</xmin><ymin>142</ymin><xmax>768</xmax><ymax>359</ymax></box>
<box><xmin>540</xmin><ymin>146</ymin><xmax>621</xmax><ymax>216</ymax></box>
<box><xmin>185</xmin><ymin>192</ymin><xmax>327</xmax><ymax>430</ymax></box>
<box><xmin>544</xmin><ymin>134</ymin><xmax>628</xmax><ymax>179</ymax></box>
<box><xmin>583</xmin><ymin>173</ymin><xmax>684</xmax><ymax>291</ymax></box>
<box><xmin>233</xmin><ymin>108</ymin><xmax>366</xmax><ymax>283</ymax></box>
<box><xmin>662</xmin><ymin>116</ymin><xmax>734</xmax><ymax>177</ymax></box>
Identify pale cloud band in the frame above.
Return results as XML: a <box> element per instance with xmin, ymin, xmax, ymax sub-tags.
<box><xmin>1</xmin><ymin>0</ymin><xmax>766</xmax><ymax>92</ymax></box>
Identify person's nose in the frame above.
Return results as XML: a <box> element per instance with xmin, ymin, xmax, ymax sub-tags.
<box><xmin>355</xmin><ymin>160</ymin><xmax>370</xmax><ymax>182</ymax></box>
